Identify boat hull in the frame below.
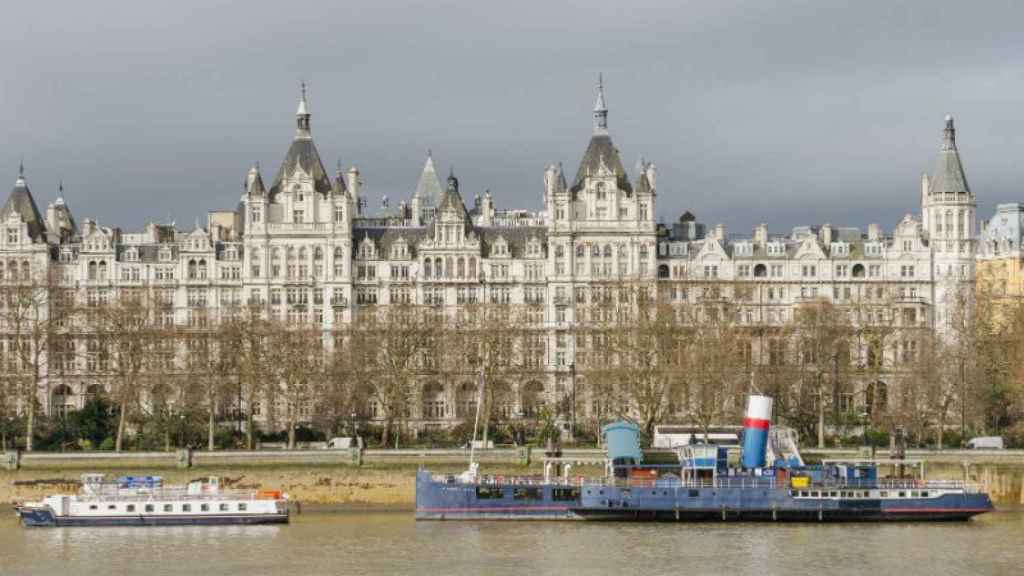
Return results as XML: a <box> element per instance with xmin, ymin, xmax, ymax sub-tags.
<box><xmin>415</xmin><ymin>471</ymin><xmax>580</xmax><ymax>520</ymax></box>
<box><xmin>576</xmin><ymin>485</ymin><xmax>993</xmax><ymax>522</ymax></box>
<box><xmin>18</xmin><ymin>506</ymin><xmax>289</xmax><ymax>527</ymax></box>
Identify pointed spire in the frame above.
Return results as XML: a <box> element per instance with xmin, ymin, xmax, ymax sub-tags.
<box><xmin>942</xmin><ymin>114</ymin><xmax>956</xmax><ymax>151</ymax></box>
<box><xmin>928</xmin><ymin>115</ymin><xmax>970</xmax><ymax>196</ymax></box>
<box><xmin>593</xmin><ymin>73</ymin><xmax>608</xmax><ymax>135</ymax></box>
<box><xmin>15</xmin><ymin>160</ymin><xmax>25</xmax><ymax>187</ymax></box>
<box><xmin>296</xmin><ymin>81</ymin><xmax>311</xmax><ymax>138</ymax></box>
<box><xmin>413</xmin><ymin>151</ymin><xmax>443</xmax><ymax>206</ymax></box>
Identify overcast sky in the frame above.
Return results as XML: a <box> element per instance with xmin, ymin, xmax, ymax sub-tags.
<box><xmin>3</xmin><ymin>0</ymin><xmax>1023</xmax><ymax>235</ymax></box>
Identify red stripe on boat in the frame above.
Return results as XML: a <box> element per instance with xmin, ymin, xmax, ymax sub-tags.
<box><xmin>743</xmin><ymin>417</ymin><xmax>770</xmax><ymax>430</ymax></box>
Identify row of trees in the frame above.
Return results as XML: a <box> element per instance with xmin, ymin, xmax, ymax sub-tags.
<box><xmin>2</xmin><ymin>275</ymin><xmax>1024</xmax><ymax>451</ymax></box>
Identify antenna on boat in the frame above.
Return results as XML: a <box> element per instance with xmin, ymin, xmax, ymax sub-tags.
<box><xmin>468</xmin><ymin>369</ymin><xmax>484</xmax><ymax>474</ymax></box>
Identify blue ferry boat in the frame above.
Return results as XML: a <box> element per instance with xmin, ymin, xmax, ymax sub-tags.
<box><xmin>416</xmin><ymin>395</ymin><xmax>993</xmax><ymax>522</ymax></box>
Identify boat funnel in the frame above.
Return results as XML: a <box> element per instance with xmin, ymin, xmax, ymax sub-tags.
<box><xmin>741</xmin><ymin>395</ymin><xmax>773</xmax><ymax>469</ymax></box>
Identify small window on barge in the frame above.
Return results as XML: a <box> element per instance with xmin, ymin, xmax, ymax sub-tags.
<box><xmin>552</xmin><ymin>488</ymin><xmax>579</xmax><ymax>501</ymax></box>
<box><xmin>513</xmin><ymin>487</ymin><xmax>543</xmax><ymax>500</ymax></box>
<box><xmin>475</xmin><ymin>486</ymin><xmax>504</xmax><ymax>499</ymax></box>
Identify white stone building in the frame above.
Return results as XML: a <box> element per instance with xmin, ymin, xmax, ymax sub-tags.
<box><xmin>0</xmin><ymin>79</ymin><xmax>989</xmax><ymax>428</ymax></box>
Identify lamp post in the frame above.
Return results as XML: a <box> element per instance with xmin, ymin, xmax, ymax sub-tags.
<box><xmin>351</xmin><ymin>411</ymin><xmax>359</xmax><ymax>440</ymax></box>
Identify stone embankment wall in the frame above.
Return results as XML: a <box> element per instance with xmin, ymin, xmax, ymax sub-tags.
<box><xmin>3</xmin><ymin>448</ymin><xmax>1023</xmax><ymax>508</ymax></box>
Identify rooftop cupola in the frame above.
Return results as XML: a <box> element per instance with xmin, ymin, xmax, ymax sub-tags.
<box><xmin>296</xmin><ymin>81</ymin><xmax>311</xmax><ymax>139</ymax></box>
<box><xmin>593</xmin><ymin>73</ymin><xmax>608</xmax><ymax>135</ymax></box>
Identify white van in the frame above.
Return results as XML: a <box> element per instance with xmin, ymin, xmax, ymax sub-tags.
<box><xmin>966</xmin><ymin>436</ymin><xmax>1004</xmax><ymax>450</ymax></box>
<box><xmin>324</xmin><ymin>437</ymin><xmax>364</xmax><ymax>449</ymax></box>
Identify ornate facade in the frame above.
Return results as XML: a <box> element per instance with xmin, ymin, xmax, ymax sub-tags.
<box><xmin>0</xmin><ymin>79</ymin><xmax>994</xmax><ymax>429</ymax></box>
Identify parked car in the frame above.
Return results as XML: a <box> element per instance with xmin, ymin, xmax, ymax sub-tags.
<box><xmin>966</xmin><ymin>436</ymin><xmax>1004</xmax><ymax>450</ymax></box>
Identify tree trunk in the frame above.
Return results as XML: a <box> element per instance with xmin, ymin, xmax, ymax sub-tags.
<box><xmin>24</xmin><ymin>399</ymin><xmax>34</xmax><ymax>452</ymax></box>
<box><xmin>381</xmin><ymin>415</ymin><xmax>391</xmax><ymax>447</ymax></box>
<box><xmin>287</xmin><ymin>415</ymin><xmax>296</xmax><ymax>450</ymax></box>
<box><xmin>164</xmin><ymin>428</ymin><xmax>171</xmax><ymax>452</ymax></box>
<box><xmin>246</xmin><ymin>411</ymin><xmax>255</xmax><ymax>450</ymax></box>
<box><xmin>817</xmin><ymin>384</ymin><xmax>826</xmax><ymax>449</ymax></box>
<box><xmin>115</xmin><ymin>402</ymin><xmax>127</xmax><ymax>452</ymax></box>
<box><xmin>208</xmin><ymin>403</ymin><xmax>216</xmax><ymax>452</ymax></box>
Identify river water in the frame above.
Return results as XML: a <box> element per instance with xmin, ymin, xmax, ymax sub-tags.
<box><xmin>2</xmin><ymin>510</ymin><xmax>1022</xmax><ymax>575</ymax></box>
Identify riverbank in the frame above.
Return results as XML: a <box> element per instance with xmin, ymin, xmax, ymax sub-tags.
<box><xmin>4</xmin><ymin>453</ymin><xmax>1024</xmax><ymax>509</ymax></box>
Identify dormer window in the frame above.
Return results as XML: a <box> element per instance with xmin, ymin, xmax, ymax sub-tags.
<box><xmin>595</xmin><ymin>182</ymin><xmax>607</xmax><ymax>200</ymax></box>
<box><xmin>6</xmin><ymin>228</ymin><xmax>18</xmax><ymax>244</ymax></box>
<box><xmin>124</xmin><ymin>248</ymin><xmax>138</xmax><ymax>262</ymax></box>
<box><xmin>493</xmin><ymin>238</ymin><xmax>509</xmax><ymax>256</ymax></box>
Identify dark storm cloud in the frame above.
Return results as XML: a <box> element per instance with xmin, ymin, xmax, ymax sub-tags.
<box><xmin>2</xmin><ymin>0</ymin><xmax>1023</xmax><ymax>235</ymax></box>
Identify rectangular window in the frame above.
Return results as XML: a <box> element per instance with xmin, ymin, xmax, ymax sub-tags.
<box><xmin>475</xmin><ymin>486</ymin><xmax>505</xmax><ymax>499</ymax></box>
<box><xmin>552</xmin><ymin>488</ymin><xmax>580</xmax><ymax>501</ymax></box>
<box><xmin>127</xmin><ymin>505</ymin><xmax>135</xmax><ymax>512</ymax></box>
<box><xmin>219</xmin><ymin>503</ymin><xmax>229</xmax><ymax>511</ymax></box>
<box><xmin>163</xmin><ymin>504</ymin><xmax>173</xmax><ymax>512</ymax></box>
<box><xmin>238</xmin><ymin>503</ymin><xmax>248</xmax><ymax>511</ymax></box>
<box><xmin>182</xmin><ymin>504</ymin><xmax>191</xmax><ymax>512</ymax></box>
<box><xmin>145</xmin><ymin>504</ymin><xmax>154</xmax><ymax>512</ymax></box>
<box><xmin>513</xmin><ymin>487</ymin><xmax>543</xmax><ymax>500</ymax></box>
<box><xmin>201</xmin><ymin>503</ymin><xmax>209</xmax><ymax>512</ymax></box>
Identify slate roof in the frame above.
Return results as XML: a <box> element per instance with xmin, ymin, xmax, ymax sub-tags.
<box><xmin>354</xmin><ymin>226</ymin><xmax>429</xmax><ymax>258</ymax></box>
<box><xmin>480</xmin><ymin>226</ymin><xmax>548</xmax><ymax>258</ymax></box>
<box><xmin>267</xmin><ymin>138</ymin><xmax>333</xmax><ymax>200</ymax></box>
<box><xmin>928</xmin><ymin>116</ymin><xmax>970</xmax><ymax>195</ymax></box>
<box><xmin>571</xmin><ymin>134</ymin><xmax>632</xmax><ymax>194</ymax></box>
<box><xmin>413</xmin><ymin>155</ymin><xmax>444</xmax><ymax>206</ymax></box>
<box><xmin>2</xmin><ymin>176</ymin><xmax>46</xmax><ymax>241</ymax></box>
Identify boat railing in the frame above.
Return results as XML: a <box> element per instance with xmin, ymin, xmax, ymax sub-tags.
<box><xmin>73</xmin><ymin>487</ymin><xmax>281</xmax><ymax>502</ymax></box>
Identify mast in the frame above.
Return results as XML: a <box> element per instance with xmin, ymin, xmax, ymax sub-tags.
<box><xmin>468</xmin><ymin>369</ymin><xmax>484</xmax><ymax>470</ymax></box>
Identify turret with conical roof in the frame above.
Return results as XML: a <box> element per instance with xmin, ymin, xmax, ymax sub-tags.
<box><xmin>267</xmin><ymin>84</ymin><xmax>332</xmax><ymax>201</ymax></box>
<box><xmin>2</xmin><ymin>164</ymin><xmax>47</xmax><ymax>242</ymax></box>
<box><xmin>922</xmin><ymin>114</ymin><xmax>976</xmax><ymax>252</ymax></box>
<box><xmin>572</xmin><ymin>75</ymin><xmax>631</xmax><ymax>196</ymax></box>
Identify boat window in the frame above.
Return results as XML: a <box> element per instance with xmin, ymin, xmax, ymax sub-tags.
<box><xmin>201</xmin><ymin>504</ymin><xmax>209</xmax><ymax>512</ymax></box>
<box><xmin>219</xmin><ymin>503</ymin><xmax>229</xmax><ymax>511</ymax></box>
<box><xmin>145</xmin><ymin>504</ymin><xmax>154</xmax><ymax>512</ymax></box>
<box><xmin>238</xmin><ymin>503</ymin><xmax>248</xmax><ymax>511</ymax></box>
<box><xmin>107</xmin><ymin>504</ymin><xmax>117</xmax><ymax>510</ymax></box>
<box><xmin>182</xmin><ymin>504</ymin><xmax>191</xmax><ymax>512</ymax></box>
<box><xmin>921</xmin><ymin>491</ymin><xmax>929</xmax><ymax>497</ymax></box>
<box><xmin>880</xmin><ymin>491</ymin><xmax>888</xmax><ymax>498</ymax></box>
<box><xmin>163</xmin><ymin>504</ymin><xmax>173</xmax><ymax>512</ymax></box>
<box><xmin>127</xmin><ymin>505</ymin><xmax>135</xmax><ymax>513</ymax></box>
<box><xmin>829</xmin><ymin>491</ymin><xmax>838</xmax><ymax>498</ymax></box>
<box><xmin>688</xmin><ymin>490</ymin><xmax>699</xmax><ymax>498</ymax></box>
<box><xmin>911</xmin><ymin>491</ymin><xmax>919</xmax><ymax>498</ymax></box>
<box><xmin>475</xmin><ymin>486</ymin><xmax>504</xmax><ymax>499</ymax></box>
<box><xmin>899</xmin><ymin>492</ymin><xmax>906</xmax><ymax>498</ymax></box>
<box><xmin>513</xmin><ymin>487</ymin><xmax>543</xmax><ymax>500</ymax></box>
<box><xmin>552</xmin><ymin>488</ymin><xmax>579</xmax><ymax>501</ymax></box>
<box><xmin>89</xmin><ymin>505</ymin><xmax>98</xmax><ymax>510</ymax></box>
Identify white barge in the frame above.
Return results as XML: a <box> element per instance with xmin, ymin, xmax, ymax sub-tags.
<box><xmin>15</xmin><ymin>474</ymin><xmax>290</xmax><ymax>527</ymax></box>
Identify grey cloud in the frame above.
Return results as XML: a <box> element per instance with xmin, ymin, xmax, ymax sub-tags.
<box><xmin>2</xmin><ymin>0</ymin><xmax>1023</xmax><ymax>235</ymax></box>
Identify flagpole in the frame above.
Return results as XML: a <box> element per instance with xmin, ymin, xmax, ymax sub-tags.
<box><xmin>469</xmin><ymin>369</ymin><xmax>484</xmax><ymax>469</ymax></box>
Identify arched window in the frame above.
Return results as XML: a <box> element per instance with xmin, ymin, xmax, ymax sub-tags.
<box><xmin>658</xmin><ymin>264</ymin><xmax>670</xmax><ymax>279</ymax></box>
<box><xmin>603</xmin><ymin>245</ymin><xmax>612</xmax><ymax>258</ymax></box>
<box><xmin>852</xmin><ymin>264</ymin><xmax>865</xmax><ymax>278</ymax></box>
<box><xmin>555</xmin><ymin>245</ymin><xmax>565</xmax><ymax>258</ymax></box>
<box><xmin>435</xmin><ymin>257</ymin><xmax>443</xmax><ymax>279</ymax></box>
<box><xmin>197</xmin><ymin>259</ymin><xmax>207</xmax><ymax>279</ymax></box>
<box><xmin>88</xmin><ymin>261</ymin><xmax>97</xmax><ymax>281</ymax></box>
<box><xmin>424</xmin><ymin>259</ymin><xmax>432</xmax><ymax>279</ymax></box>
<box><xmin>591</xmin><ymin>244</ymin><xmax>600</xmax><ymax>258</ymax></box>
<box><xmin>21</xmin><ymin>260</ymin><xmax>30</xmax><ymax>280</ymax></box>
<box><xmin>287</xmin><ymin>247</ymin><xmax>296</xmax><ymax>261</ymax></box>
<box><xmin>595</xmin><ymin>182</ymin><xmax>606</xmax><ymax>200</ymax></box>
<box><xmin>576</xmin><ymin>245</ymin><xmax>585</xmax><ymax>258</ymax></box>
<box><xmin>468</xmin><ymin>257</ymin><xmax>476</xmax><ymax>278</ymax></box>
<box><xmin>313</xmin><ymin>247</ymin><xmax>323</xmax><ymax>260</ymax></box>
<box><xmin>0</xmin><ymin>261</ymin><xmax>5</xmax><ymax>281</ymax></box>
<box><xmin>299</xmin><ymin>247</ymin><xmax>307</xmax><ymax>261</ymax></box>
<box><xmin>754</xmin><ymin>264</ymin><xmax>768</xmax><ymax>278</ymax></box>
<box><xmin>457</xmin><ymin>257</ymin><xmax>465</xmax><ymax>278</ymax></box>
<box><xmin>97</xmin><ymin>261</ymin><xmax>107</xmax><ymax>280</ymax></box>
<box><xmin>188</xmin><ymin>259</ymin><xmax>197</xmax><ymax>280</ymax></box>
<box><xmin>445</xmin><ymin>256</ymin><xmax>453</xmax><ymax>278</ymax></box>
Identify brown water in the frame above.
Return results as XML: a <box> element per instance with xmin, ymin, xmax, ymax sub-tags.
<box><xmin>2</xmin><ymin>510</ymin><xmax>1023</xmax><ymax>575</ymax></box>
